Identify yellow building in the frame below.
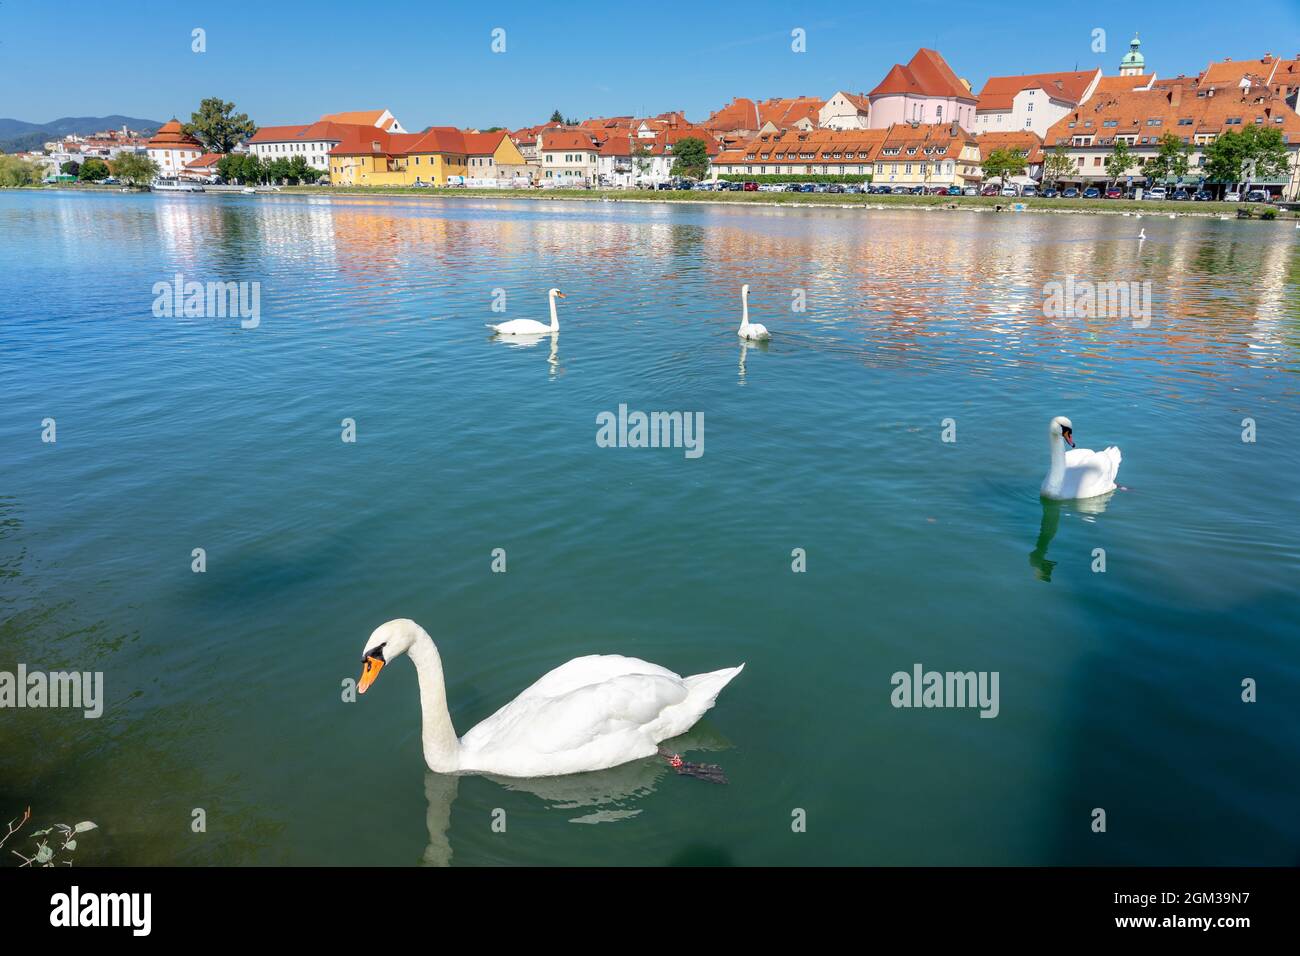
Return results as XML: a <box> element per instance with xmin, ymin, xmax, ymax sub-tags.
<box><xmin>329</xmin><ymin>126</ymin><xmax>470</xmax><ymax>186</ymax></box>
<box><xmin>465</xmin><ymin>131</ymin><xmax>536</xmax><ymax>182</ymax></box>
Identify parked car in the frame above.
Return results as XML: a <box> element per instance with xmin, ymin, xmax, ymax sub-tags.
<box><xmin>842</xmin><ymin>184</ymin><xmax>860</xmax><ymax>194</ymax></box>
<box><xmin>946</xmin><ymin>186</ymin><xmax>962</xmax><ymax>196</ymax></box>
<box><xmin>726</xmin><ymin>181</ymin><xmax>744</xmax><ymax>191</ymax></box>
<box><xmin>1083</xmin><ymin>187</ymin><xmax>1101</xmax><ymax>198</ymax></box>
<box><xmin>812</xmin><ymin>183</ymin><xmax>830</xmax><ymax>193</ymax></box>
<box><xmin>1245</xmin><ymin>189</ymin><xmax>1270</xmax><ymax>202</ymax></box>
<box><xmin>411</xmin><ymin>180</ymin><xmax>432</xmax><ymax>188</ymax></box>
<box><xmin>1172</xmin><ymin>189</ymin><xmax>1191</xmax><ymax>201</ymax></box>
<box><xmin>980</xmin><ymin>184</ymin><xmax>1000</xmax><ymax>196</ymax></box>
<box><xmin>1104</xmin><ymin>186</ymin><xmax>1123</xmax><ymax>199</ymax></box>
<box><xmin>870</xmin><ymin>184</ymin><xmax>890</xmax><ymax>194</ymax></box>
<box><xmin>1021</xmin><ymin>185</ymin><xmax>1038</xmax><ymax>197</ymax></box>
<box><xmin>1223</xmin><ymin>190</ymin><xmax>1241</xmax><ymax>202</ymax></box>
<box><xmin>742</xmin><ymin>181</ymin><xmax>759</xmax><ymax>191</ymax></box>
<box><xmin>798</xmin><ymin>183</ymin><xmax>815</xmax><ymax>192</ymax></box>
<box><xmin>1041</xmin><ymin>187</ymin><xmax>1059</xmax><ymax>198</ymax></box>
<box><xmin>827</xmin><ymin>183</ymin><xmax>845</xmax><ymax>193</ymax></box>
<box><xmin>1193</xmin><ymin>190</ymin><xmax>1214</xmax><ymax>202</ymax></box>
<box><xmin>962</xmin><ymin>186</ymin><xmax>978</xmax><ymax>196</ymax></box>
<box><xmin>1145</xmin><ymin>186</ymin><xmax>1167</xmax><ymax>200</ymax></box>
<box><xmin>783</xmin><ymin>183</ymin><xmax>802</xmax><ymax>192</ymax></box>
<box><xmin>1000</xmin><ymin>185</ymin><xmax>1018</xmax><ymax>196</ymax></box>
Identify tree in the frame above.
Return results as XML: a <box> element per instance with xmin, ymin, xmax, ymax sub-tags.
<box><xmin>184</xmin><ymin>97</ymin><xmax>257</xmax><ymax>153</ymax></box>
<box><xmin>669</xmin><ymin>137</ymin><xmax>710</xmax><ymax>179</ymax></box>
<box><xmin>1140</xmin><ymin>132</ymin><xmax>1190</xmax><ymax>188</ymax></box>
<box><xmin>78</xmin><ymin>158</ymin><xmax>110</xmax><ymax>181</ymax></box>
<box><xmin>1041</xmin><ymin>146</ymin><xmax>1074</xmax><ymax>189</ymax></box>
<box><xmin>287</xmin><ymin>154</ymin><xmax>320</xmax><ymax>184</ymax></box>
<box><xmin>1104</xmin><ymin>139</ymin><xmax>1133</xmax><ymax>187</ymax></box>
<box><xmin>218</xmin><ymin>153</ymin><xmax>266</xmax><ymax>184</ymax></box>
<box><xmin>980</xmin><ymin>147</ymin><xmax>1026</xmax><ymax>187</ymax></box>
<box><xmin>631</xmin><ymin>142</ymin><xmax>652</xmax><ymax>181</ymax></box>
<box><xmin>110</xmin><ymin>152</ymin><xmax>159</xmax><ymax>186</ymax></box>
<box><xmin>549</xmin><ymin>110</ymin><xmax>564</xmax><ymax>124</ymax></box>
<box><xmin>1204</xmin><ymin>125</ymin><xmax>1290</xmax><ymax>190</ymax></box>
<box><xmin>60</xmin><ymin>160</ymin><xmax>80</xmax><ymax>176</ymax></box>
<box><xmin>0</xmin><ymin>155</ymin><xmax>43</xmax><ymax>186</ymax></box>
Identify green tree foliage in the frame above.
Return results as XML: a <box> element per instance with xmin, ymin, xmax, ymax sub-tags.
<box><xmin>1140</xmin><ymin>132</ymin><xmax>1191</xmax><ymax>185</ymax></box>
<box><xmin>669</xmin><ymin>137</ymin><xmax>710</xmax><ymax>179</ymax></box>
<box><xmin>110</xmin><ymin>152</ymin><xmax>160</xmax><ymax>186</ymax></box>
<box><xmin>1204</xmin><ymin>125</ymin><xmax>1290</xmax><ymax>186</ymax></box>
<box><xmin>0</xmin><ymin>155</ymin><xmax>44</xmax><ymax>186</ymax></box>
<box><xmin>980</xmin><ymin>147</ymin><xmax>1027</xmax><ymax>186</ymax></box>
<box><xmin>549</xmin><ymin>110</ymin><xmax>564</xmax><ymax>124</ymax></box>
<box><xmin>78</xmin><ymin>158</ymin><xmax>110</xmax><ymax>181</ymax></box>
<box><xmin>287</xmin><ymin>154</ymin><xmax>320</xmax><ymax>184</ymax></box>
<box><xmin>60</xmin><ymin>160</ymin><xmax>80</xmax><ymax>176</ymax></box>
<box><xmin>1104</xmin><ymin>140</ymin><xmax>1133</xmax><ymax>186</ymax></box>
<box><xmin>184</xmin><ymin>97</ymin><xmax>257</xmax><ymax>153</ymax></box>
<box><xmin>1041</xmin><ymin>146</ymin><xmax>1075</xmax><ymax>188</ymax></box>
<box><xmin>216</xmin><ymin>153</ymin><xmax>265</xmax><ymax>184</ymax></box>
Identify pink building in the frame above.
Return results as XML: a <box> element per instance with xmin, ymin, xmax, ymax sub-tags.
<box><xmin>867</xmin><ymin>48</ymin><xmax>977</xmax><ymax>131</ymax></box>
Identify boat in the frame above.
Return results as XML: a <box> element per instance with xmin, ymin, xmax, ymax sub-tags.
<box><xmin>151</xmin><ymin>177</ymin><xmax>204</xmax><ymax>193</ymax></box>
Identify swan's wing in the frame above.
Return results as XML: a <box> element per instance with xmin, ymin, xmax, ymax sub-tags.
<box><xmin>460</xmin><ymin>673</ymin><xmax>688</xmax><ymax>772</ymax></box>
<box><xmin>510</xmin><ymin>654</ymin><xmax>682</xmax><ymax>703</ymax></box>
<box><xmin>1065</xmin><ymin>446</ymin><xmax>1121</xmax><ymax>496</ymax></box>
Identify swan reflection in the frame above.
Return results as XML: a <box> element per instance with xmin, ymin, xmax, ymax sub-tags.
<box><xmin>1029</xmin><ymin>492</ymin><xmax>1114</xmax><ymax>583</ymax></box>
<box><xmin>420</xmin><ymin>723</ymin><xmax>731</xmax><ymax>866</ymax></box>
<box><xmin>490</xmin><ymin>331</ymin><xmax>561</xmax><ymax>377</ymax></box>
<box><xmin>738</xmin><ymin>336</ymin><xmax>769</xmax><ymax>382</ymax></box>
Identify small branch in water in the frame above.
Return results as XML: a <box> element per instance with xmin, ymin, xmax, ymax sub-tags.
<box><xmin>658</xmin><ymin>748</ymin><xmax>728</xmax><ymax>784</ymax></box>
<box><xmin>0</xmin><ymin>807</ymin><xmax>30</xmax><ymax>851</ymax></box>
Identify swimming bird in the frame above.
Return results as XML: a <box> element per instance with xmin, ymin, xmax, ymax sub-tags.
<box><xmin>738</xmin><ymin>284</ymin><xmax>770</xmax><ymax>340</ymax></box>
<box><xmin>1138</xmin><ymin>228</ymin><xmax>1146</xmax><ymax>240</ymax></box>
<box><xmin>357</xmin><ymin>619</ymin><xmax>744</xmax><ymax>777</ymax></box>
<box><xmin>1040</xmin><ymin>416</ymin><xmax>1122</xmax><ymax>500</ymax></box>
<box><xmin>487</xmin><ymin>288</ymin><xmax>565</xmax><ymax>335</ymax></box>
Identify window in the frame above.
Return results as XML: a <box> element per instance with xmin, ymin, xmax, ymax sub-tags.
<box><xmin>1027</xmin><ymin>103</ymin><xmax>1034</xmax><ymax>112</ymax></box>
<box><xmin>936</xmin><ymin>106</ymin><xmax>943</xmax><ymax>121</ymax></box>
<box><xmin>1177</xmin><ymin>118</ymin><xmax>1193</xmax><ymax>125</ymax></box>
<box><xmin>1103</xmin><ymin>120</ymin><xmax>1118</xmax><ymax>127</ymax></box>
<box><xmin>1225</xmin><ymin>117</ymin><xmax>1243</xmax><ymax>125</ymax></box>
<box><xmin>1026</xmin><ymin>119</ymin><xmax>1033</xmax><ymax>128</ymax></box>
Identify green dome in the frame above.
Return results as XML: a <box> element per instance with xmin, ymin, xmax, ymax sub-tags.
<box><xmin>1120</xmin><ymin>34</ymin><xmax>1144</xmax><ymax>69</ymax></box>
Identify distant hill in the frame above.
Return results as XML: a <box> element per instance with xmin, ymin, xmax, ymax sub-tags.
<box><xmin>0</xmin><ymin>116</ymin><xmax>163</xmax><ymax>153</ymax></box>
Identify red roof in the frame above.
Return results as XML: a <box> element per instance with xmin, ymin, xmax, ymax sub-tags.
<box><xmin>147</xmin><ymin>119</ymin><xmax>202</xmax><ymax>149</ymax></box>
<box><xmin>538</xmin><ymin>130</ymin><xmax>599</xmax><ymax>151</ymax></box>
<box><xmin>977</xmin><ymin>70</ymin><xmax>1098</xmax><ymax>110</ymax></box>
<box><xmin>184</xmin><ymin>152</ymin><xmax>224</xmax><ymax>169</ymax></box>
<box><xmin>330</xmin><ymin>125</ymin><xmax>468</xmax><ymax>157</ymax></box>
<box><xmin>870</xmin><ymin>49</ymin><xmax>974</xmax><ymax>101</ymax></box>
<box><xmin>463</xmin><ymin>131</ymin><xmax>508</xmax><ymax>155</ymax></box>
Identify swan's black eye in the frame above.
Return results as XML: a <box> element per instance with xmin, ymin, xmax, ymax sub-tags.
<box><xmin>360</xmin><ymin>642</ymin><xmax>386</xmax><ymax>664</ymax></box>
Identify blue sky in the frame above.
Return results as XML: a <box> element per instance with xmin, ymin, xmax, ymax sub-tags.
<box><xmin>2</xmin><ymin>0</ymin><xmax>1298</xmax><ymax>129</ymax></box>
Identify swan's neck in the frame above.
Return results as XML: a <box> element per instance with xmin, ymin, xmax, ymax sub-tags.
<box><xmin>407</xmin><ymin>626</ymin><xmax>460</xmax><ymax>773</ymax></box>
<box><xmin>740</xmin><ymin>292</ymin><xmax>749</xmax><ymax>330</ymax></box>
<box><xmin>548</xmin><ymin>294</ymin><xmax>559</xmax><ymax>331</ymax></box>
<box><xmin>1045</xmin><ymin>434</ymin><xmax>1067</xmax><ymax>492</ymax></box>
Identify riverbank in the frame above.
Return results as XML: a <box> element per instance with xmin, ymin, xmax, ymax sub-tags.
<box><xmin>273</xmin><ymin>184</ymin><xmax>1297</xmax><ymax>219</ymax></box>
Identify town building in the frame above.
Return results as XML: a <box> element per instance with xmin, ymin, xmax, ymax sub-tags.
<box><xmin>819</xmin><ymin>92</ymin><xmax>872</xmax><ymax>130</ymax></box>
<box><xmin>146</xmin><ymin>119</ymin><xmax>204</xmax><ymax>177</ymax></box>
<box><xmin>247</xmin><ymin>111</ymin><xmax>405</xmax><ymax>172</ymax></box>
<box><xmin>976</xmin><ymin>131</ymin><xmax>1045</xmax><ymax>184</ymax></box>
<box><xmin>537</xmin><ymin>129</ymin><xmax>600</xmax><ymax>184</ymax></box>
<box><xmin>712</xmin><ymin>122</ymin><xmax>982</xmax><ymax>189</ymax></box>
<box><xmin>976</xmin><ymin>70</ymin><xmax>1101</xmax><ymax>136</ymax></box>
<box><xmin>328</xmin><ymin>126</ymin><xmax>469</xmax><ymax>186</ymax></box>
<box><xmin>464</xmin><ymin>131</ymin><xmax>534</xmax><ymax>182</ymax></box>
<box><xmin>1043</xmin><ymin>79</ymin><xmax>1300</xmax><ymax>198</ymax></box>
<box><xmin>181</xmin><ymin>153</ymin><xmax>224</xmax><ymax>183</ymax></box>
<box><xmin>867</xmin><ymin>49</ymin><xmax>977</xmax><ymax>130</ymax></box>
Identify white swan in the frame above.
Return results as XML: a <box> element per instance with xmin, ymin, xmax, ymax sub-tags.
<box><xmin>1041</xmin><ymin>416</ymin><xmax>1122</xmax><ymax>500</ymax></box>
<box><xmin>738</xmin><ymin>284</ymin><xmax>770</xmax><ymax>340</ymax></box>
<box><xmin>358</xmin><ymin>619</ymin><xmax>744</xmax><ymax>778</ymax></box>
<box><xmin>487</xmin><ymin>288</ymin><xmax>565</xmax><ymax>335</ymax></box>
<box><xmin>1138</xmin><ymin>228</ymin><xmax>1146</xmax><ymax>240</ymax></box>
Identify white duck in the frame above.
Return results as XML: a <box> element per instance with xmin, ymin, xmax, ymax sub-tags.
<box><xmin>737</xmin><ymin>284</ymin><xmax>770</xmax><ymax>340</ymax></box>
<box><xmin>1041</xmin><ymin>416</ymin><xmax>1122</xmax><ymax>500</ymax></box>
<box><xmin>1138</xmin><ymin>228</ymin><xmax>1146</xmax><ymax>240</ymax></box>
<box><xmin>487</xmin><ymin>288</ymin><xmax>565</xmax><ymax>335</ymax></box>
<box><xmin>357</xmin><ymin>619</ymin><xmax>744</xmax><ymax>778</ymax></box>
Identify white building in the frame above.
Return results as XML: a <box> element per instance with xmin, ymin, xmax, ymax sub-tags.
<box><xmin>146</xmin><ymin>119</ymin><xmax>204</xmax><ymax>177</ymax></box>
<box><xmin>819</xmin><ymin>92</ymin><xmax>871</xmax><ymax>130</ymax></box>
<box><xmin>975</xmin><ymin>69</ymin><xmax>1101</xmax><ymax>137</ymax></box>
<box><xmin>247</xmin><ymin>110</ymin><xmax>404</xmax><ymax>171</ymax></box>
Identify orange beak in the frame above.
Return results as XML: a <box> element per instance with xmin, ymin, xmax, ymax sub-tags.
<box><xmin>555</xmin><ymin>292</ymin><xmax>566</xmax><ymax>298</ymax></box>
<box><xmin>358</xmin><ymin>655</ymin><xmax>385</xmax><ymax>694</ymax></box>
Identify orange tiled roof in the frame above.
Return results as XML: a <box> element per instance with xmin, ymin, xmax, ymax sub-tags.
<box><xmin>1043</xmin><ymin>83</ymin><xmax>1300</xmax><ymax>148</ymax></box>
<box><xmin>247</xmin><ymin>120</ymin><xmax>371</xmax><ymax>145</ymax></box>
<box><xmin>184</xmin><ymin>152</ymin><xmax>224</xmax><ymax>169</ymax></box>
<box><xmin>705</xmin><ymin>97</ymin><xmax>760</xmax><ymax>132</ymax></box>
<box><xmin>976</xmin><ymin>131</ymin><xmax>1045</xmax><ymax>163</ymax></box>
<box><xmin>870</xmin><ymin>49</ymin><xmax>974</xmax><ymax>101</ymax></box>
<box><xmin>463</xmin><ymin>131</ymin><xmax>508</xmax><ymax>155</ymax></box>
<box><xmin>1092</xmin><ymin>74</ymin><xmax>1155</xmax><ymax>97</ymax></box>
<box><xmin>977</xmin><ymin>70</ymin><xmax>1098</xmax><ymax>110</ymax></box>
<box><xmin>147</xmin><ymin>119</ymin><xmax>202</xmax><ymax>149</ymax></box>
<box><xmin>715</xmin><ymin>122</ymin><xmax>973</xmax><ymax>167</ymax></box>
<box><xmin>329</xmin><ymin>125</ymin><xmax>469</xmax><ymax>157</ymax></box>
<box><xmin>319</xmin><ymin>109</ymin><xmax>388</xmax><ymax>127</ymax></box>
<box><xmin>538</xmin><ymin>130</ymin><xmax>599</xmax><ymax>151</ymax></box>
